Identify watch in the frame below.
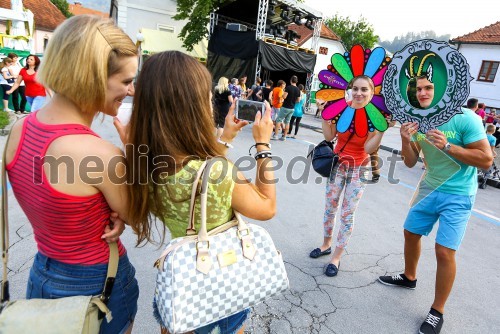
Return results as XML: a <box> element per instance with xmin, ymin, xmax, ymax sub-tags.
<box><xmin>443</xmin><ymin>142</ymin><xmax>452</xmax><ymax>152</ymax></box>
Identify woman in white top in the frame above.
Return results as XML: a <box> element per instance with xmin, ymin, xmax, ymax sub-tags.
<box><xmin>0</xmin><ymin>57</ymin><xmax>16</xmax><ymax>112</ymax></box>
<box><xmin>7</xmin><ymin>52</ymin><xmax>27</xmax><ymax>113</ymax></box>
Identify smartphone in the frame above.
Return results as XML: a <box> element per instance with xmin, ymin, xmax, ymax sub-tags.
<box><xmin>235</xmin><ymin>99</ymin><xmax>265</xmax><ymax>122</ymax></box>
<box><xmin>116</xmin><ymin>104</ymin><xmax>132</xmax><ymax>125</ymax></box>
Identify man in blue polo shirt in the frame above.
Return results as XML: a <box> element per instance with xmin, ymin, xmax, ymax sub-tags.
<box><xmin>378</xmin><ymin>75</ymin><xmax>493</xmax><ymax>334</ymax></box>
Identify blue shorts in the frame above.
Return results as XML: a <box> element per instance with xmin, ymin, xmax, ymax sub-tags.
<box><xmin>404</xmin><ymin>184</ymin><xmax>475</xmax><ymax>250</ymax></box>
<box><xmin>27</xmin><ymin>252</ymin><xmax>139</xmax><ymax>334</ymax></box>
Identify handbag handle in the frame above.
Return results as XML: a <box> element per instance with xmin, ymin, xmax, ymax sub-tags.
<box><xmin>196</xmin><ymin>158</ymin><xmax>256</xmax><ymax>274</ymax></box>
<box><xmin>1</xmin><ymin>118</ymin><xmax>119</xmax><ymax>304</ymax></box>
<box><xmin>185</xmin><ymin>160</ymin><xmax>208</xmax><ymax>236</ymax></box>
<box><xmin>336</xmin><ymin>131</ymin><xmax>355</xmax><ymax>154</ymax></box>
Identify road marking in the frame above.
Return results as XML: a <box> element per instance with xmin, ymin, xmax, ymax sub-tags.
<box><xmin>294</xmin><ymin>138</ymin><xmax>500</xmax><ymax>226</ymax></box>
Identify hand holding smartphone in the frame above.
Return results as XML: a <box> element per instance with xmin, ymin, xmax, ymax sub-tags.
<box><xmin>235</xmin><ymin>99</ymin><xmax>265</xmax><ymax>122</ymax></box>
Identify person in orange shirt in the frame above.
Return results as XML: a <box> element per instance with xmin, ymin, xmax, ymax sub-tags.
<box><xmin>271</xmin><ymin>80</ymin><xmax>285</xmax><ymax>136</ymax></box>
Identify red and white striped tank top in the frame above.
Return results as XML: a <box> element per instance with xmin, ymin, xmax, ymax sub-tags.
<box><xmin>6</xmin><ymin>112</ymin><xmax>126</xmax><ymax>264</ymax></box>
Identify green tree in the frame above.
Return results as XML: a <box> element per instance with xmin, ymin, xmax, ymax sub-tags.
<box><xmin>50</xmin><ymin>0</ymin><xmax>72</xmax><ymax>18</ymax></box>
<box><xmin>378</xmin><ymin>31</ymin><xmax>451</xmax><ymax>54</ymax></box>
<box><xmin>324</xmin><ymin>14</ymin><xmax>378</xmax><ymax>51</ymax></box>
<box><xmin>174</xmin><ymin>0</ymin><xmax>226</xmax><ymax>51</ymax></box>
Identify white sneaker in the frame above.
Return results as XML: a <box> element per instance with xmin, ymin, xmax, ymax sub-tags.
<box><xmin>271</xmin><ymin>134</ymin><xmax>278</xmax><ymax>140</ymax></box>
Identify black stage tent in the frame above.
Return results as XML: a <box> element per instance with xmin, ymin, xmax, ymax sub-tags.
<box><xmin>207</xmin><ymin>0</ymin><xmax>319</xmax><ymax>86</ymax></box>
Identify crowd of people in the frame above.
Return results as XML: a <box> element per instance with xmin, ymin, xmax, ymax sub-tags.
<box><xmin>213</xmin><ymin>74</ymin><xmax>308</xmax><ymax>142</ymax></box>
<box><xmin>0</xmin><ymin>53</ymin><xmax>48</xmax><ymax>114</ymax></box>
<box><xmin>2</xmin><ymin>14</ymin><xmax>496</xmax><ymax>334</ymax></box>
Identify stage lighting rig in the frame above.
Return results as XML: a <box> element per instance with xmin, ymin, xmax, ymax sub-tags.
<box><xmin>280</xmin><ymin>5</ymin><xmax>291</xmax><ymax>22</ymax></box>
<box><xmin>285</xmin><ymin>29</ymin><xmax>301</xmax><ymax>43</ymax></box>
<box><xmin>276</xmin><ymin>23</ymin><xmax>286</xmax><ymax>37</ymax></box>
<box><xmin>305</xmin><ymin>16</ymin><xmax>315</xmax><ymax>30</ymax></box>
<box><xmin>293</xmin><ymin>11</ymin><xmax>303</xmax><ymax>25</ymax></box>
<box><xmin>268</xmin><ymin>0</ymin><xmax>277</xmax><ymax>17</ymax></box>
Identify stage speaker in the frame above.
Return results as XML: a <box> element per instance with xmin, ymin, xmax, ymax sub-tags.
<box><xmin>226</xmin><ymin>23</ymin><xmax>248</xmax><ymax>32</ymax></box>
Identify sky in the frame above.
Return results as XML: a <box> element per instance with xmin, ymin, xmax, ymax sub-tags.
<box><xmin>305</xmin><ymin>0</ymin><xmax>499</xmax><ymax>41</ymax></box>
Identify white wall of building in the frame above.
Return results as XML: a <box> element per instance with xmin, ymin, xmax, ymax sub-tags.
<box><xmin>112</xmin><ymin>0</ymin><xmax>187</xmax><ymax>43</ymax></box>
<box><xmin>457</xmin><ymin>43</ymin><xmax>500</xmax><ymax>109</ymax></box>
<box><xmin>301</xmin><ymin>37</ymin><xmax>345</xmax><ymax>91</ymax></box>
<box><xmin>0</xmin><ymin>23</ymin><xmax>51</xmax><ymax>54</ymax></box>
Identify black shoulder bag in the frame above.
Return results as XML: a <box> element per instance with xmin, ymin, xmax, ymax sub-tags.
<box><xmin>308</xmin><ymin>132</ymin><xmax>354</xmax><ymax>177</ymax></box>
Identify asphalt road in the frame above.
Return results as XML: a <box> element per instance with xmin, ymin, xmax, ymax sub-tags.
<box><xmin>1</xmin><ymin>113</ymin><xmax>499</xmax><ymax>334</ymax></box>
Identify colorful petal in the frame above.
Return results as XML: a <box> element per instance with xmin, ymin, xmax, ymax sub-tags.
<box><xmin>371</xmin><ymin>95</ymin><xmax>389</xmax><ymax>113</ymax></box>
<box><xmin>322</xmin><ymin>99</ymin><xmax>347</xmax><ymax>120</ymax></box>
<box><xmin>355</xmin><ymin>108</ymin><xmax>368</xmax><ymax>137</ymax></box>
<box><xmin>365</xmin><ymin>103</ymin><xmax>388</xmax><ymax>132</ymax></box>
<box><xmin>372</xmin><ymin>65</ymin><xmax>388</xmax><ymax>86</ymax></box>
<box><xmin>364</xmin><ymin>47</ymin><xmax>385</xmax><ymax>77</ymax></box>
<box><xmin>331</xmin><ymin>53</ymin><xmax>354</xmax><ymax>82</ymax></box>
<box><xmin>350</xmin><ymin>44</ymin><xmax>365</xmax><ymax>77</ymax></box>
<box><xmin>337</xmin><ymin>106</ymin><xmax>355</xmax><ymax>133</ymax></box>
<box><xmin>316</xmin><ymin>88</ymin><xmax>345</xmax><ymax>102</ymax></box>
<box><xmin>318</xmin><ymin>70</ymin><xmax>348</xmax><ymax>90</ymax></box>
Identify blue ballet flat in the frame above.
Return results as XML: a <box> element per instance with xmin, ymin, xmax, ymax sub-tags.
<box><xmin>325</xmin><ymin>263</ymin><xmax>340</xmax><ymax>277</ymax></box>
<box><xmin>309</xmin><ymin>247</ymin><xmax>331</xmax><ymax>259</ymax></box>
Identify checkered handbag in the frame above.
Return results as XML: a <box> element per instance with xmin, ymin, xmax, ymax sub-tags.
<box><xmin>153</xmin><ymin>158</ymin><xmax>289</xmax><ymax>333</ymax></box>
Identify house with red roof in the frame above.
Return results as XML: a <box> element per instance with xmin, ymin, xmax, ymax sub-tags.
<box><xmin>0</xmin><ymin>0</ymin><xmax>66</xmax><ymax>54</ymax></box>
<box><xmin>450</xmin><ymin>21</ymin><xmax>500</xmax><ymax>109</ymax></box>
<box><xmin>69</xmin><ymin>2</ymin><xmax>107</xmax><ymax>18</ymax></box>
<box><xmin>288</xmin><ymin>22</ymin><xmax>345</xmax><ymax>93</ymax></box>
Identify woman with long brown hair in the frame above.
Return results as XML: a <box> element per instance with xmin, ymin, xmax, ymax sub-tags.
<box><xmin>125</xmin><ymin>51</ymin><xmax>275</xmax><ymax>334</ymax></box>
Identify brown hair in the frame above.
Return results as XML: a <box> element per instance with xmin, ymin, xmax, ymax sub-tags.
<box><xmin>0</xmin><ymin>57</ymin><xmax>13</xmax><ymax>70</ymax></box>
<box><xmin>486</xmin><ymin>124</ymin><xmax>495</xmax><ymax>133</ymax></box>
<box><xmin>127</xmin><ymin>51</ymin><xmax>225</xmax><ymax>245</ymax></box>
<box><xmin>352</xmin><ymin>75</ymin><xmax>374</xmax><ymax>91</ymax></box>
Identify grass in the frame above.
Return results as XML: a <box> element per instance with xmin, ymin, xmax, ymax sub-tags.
<box><xmin>0</xmin><ymin>109</ymin><xmax>11</xmax><ymax>129</ymax></box>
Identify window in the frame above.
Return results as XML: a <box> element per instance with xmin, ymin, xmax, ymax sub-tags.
<box><xmin>319</xmin><ymin>46</ymin><xmax>328</xmax><ymax>55</ymax></box>
<box><xmin>110</xmin><ymin>0</ymin><xmax>118</xmax><ymax>22</ymax></box>
<box><xmin>157</xmin><ymin>24</ymin><xmax>174</xmax><ymax>33</ymax></box>
<box><xmin>477</xmin><ymin>60</ymin><xmax>499</xmax><ymax>82</ymax></box>
<box><xmin>43</xmin><ymin>37</ymin><xmax>49</xmax><ymax>51</ymax></box>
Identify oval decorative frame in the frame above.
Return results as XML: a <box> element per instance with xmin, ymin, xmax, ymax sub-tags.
<box><xmin>381</xmin><ymin>39</ymin><xmax>473</xmax><ymax>133</ymax></box>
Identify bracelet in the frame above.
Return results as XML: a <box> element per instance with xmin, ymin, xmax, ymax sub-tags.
<box><xmin>248</xmin><ymin>142</ymin><xmax>271</xmax><ymax>155</ymax></box>
<box><xmin>217</xmin><ymin>138</ymin><xmax>234</xmax><ymax>149</ymax></box>
<box><xmin>254</xmin><ymin>150</ymin><xmax>272</xmax><ymax>160</ymax></box>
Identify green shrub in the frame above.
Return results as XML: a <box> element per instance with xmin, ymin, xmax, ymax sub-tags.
<box><xmin>0</xmin><ymin>111</ymin><xmax>10</xmax><ymax>129</ymax></box>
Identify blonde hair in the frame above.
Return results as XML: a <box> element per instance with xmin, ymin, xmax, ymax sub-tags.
<box><xmin>215</xmin><ymin>76</ymin><xmax>229</xmax><ymax>94</ymax></box>
<box><xmin>38</xmin><ymin>15</ymin><xmax>137</xmax><ymax>113</ymax></box>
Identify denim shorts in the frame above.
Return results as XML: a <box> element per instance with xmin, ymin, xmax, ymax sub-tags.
<box><xmin>153</xmin><ymin>297</ymin><xmax>250</xmax><ymax>334</ymax></box>
<box><xmin>26</xmin><ymin>95</ymin><xmax>47</xmax><ymax>112</ymax></box>
<box><xmin>27</xmin><ymin>252</ymin><xmax>139</xmax><ymax>334</ymax></box>
<box><xmin>404</xmin><ymin>183</ymin><xmax>475</xmax><ymax>250</ymax></box>
<box><xmin>275</xmin><ymin>107</ymin><xmax>294</xmax><ymax>124</ymax></box>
